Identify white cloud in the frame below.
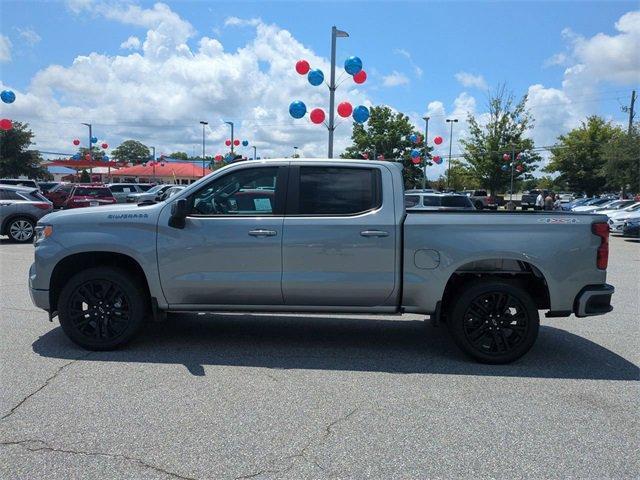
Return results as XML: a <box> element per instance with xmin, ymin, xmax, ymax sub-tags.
<box><xmin>9</xmin><ymin>6</ymin><xmax>369</xmax><ymax>160</ymax></box>
<box><xmin>543</xmin><ymin>53</ymin><xmax>567</xmax><ymax>68</ymax></box>
<box><xmin>0</xmin><ymin>35</ymin><xmax>11</xmax><ymax>63</ymax></box>
<box><xmin>382</xmin><ymin>71</ymin><xmax>409</xmax><ymax>87</ymax></box>
<box><xmin>17</xmin><ymin>27</ymin><xmax>41</xmax><ymax>46</ymax></box>
<box><xmin>66</xmin><ymin>0</ymin><xmax>93</xmax><ymax>14</ymax></box>
<box><xmin>224</xmin><ymin>17</ymin><xmax>262</xmax><ymax>28</ymax></box>
<box><xmin>393</xmin><ymin>48</ymin><xmax>423</xmax><ymax>78</ymax></box>
<box><xmin>120</xmin><ymin>36</ymin><xmax>141</xmax><ymax>50</ymax></box>
<box><xmin>454</xmin><ymin>72</ymin><xmax>488</xmax><ymax>90</ymax></box>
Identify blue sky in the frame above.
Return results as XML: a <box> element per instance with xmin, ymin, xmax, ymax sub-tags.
<box><xmin>0</xmin><ymin>1</ymin><xmax>638</xmax><ymax>165</ymax></box>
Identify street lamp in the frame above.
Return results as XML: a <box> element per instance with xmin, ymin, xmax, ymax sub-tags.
<box><xmin>293</xmin><ymin>146</ymin><xmax>298</xmax><ymax>158</ymax></box>
<box><xmin>328</xmin><ymin>26</ymin><xmax>349</xmax><ymax>158</ymax></box>
<box><xmin>224</xmin><ymin>121</ymin><xmax>234</xmax><ymax>155</ymax></box>
<box><xmin>422</xmin><ymin>116</ymin><xmax>430</xmax><ymax>191</ymax></box>
<box><xmin>252</xmin><ymin>146</ymin><xmax>257</xmax><ymax>160</ymax></box>
<box><xmin>199</xmin><ymin>121</ymin><xmax>208</xmax><ymax>176</ymax></box>
<box><xmin>446</xmin><ymin>118</ymin><xmax>458</xmax><ymax>189</ymax></box>
<box><xmin>150</xmin><ymin>146</ymin><xmax>156</xmax><ymax>182</ymax></box>
<box><xmin>81</xmin><ymin>122</ymin><xmax>93</xmax><ymax>180</ymax></box>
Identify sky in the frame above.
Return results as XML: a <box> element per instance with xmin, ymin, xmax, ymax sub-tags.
<box><xmin>0</xmin><ymin>0</ymin><xmax>639</xmax><ymax>176</ymax></box>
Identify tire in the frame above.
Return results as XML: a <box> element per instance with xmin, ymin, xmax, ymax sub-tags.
<box><xmin>7</xmin><ymin>217</ymin><xmax>36</xmax><ymax>243</ymax></box>
<box><xmin>58</xmin><ymin>267</ymin><xmax>148</xmax><ymax>350</ymax></box>
<box><xmin>474</xmin><ymin>201</ymin><xmax>483</xmax><ymax>210</ymax></box>
<box><xmin>446</xmin><ymin>280</ymin><xmax>539</xmax><ymax>364</ymax></box>
<box><xmin>521</xmin><ymin>205</ymin><xmax>528</xmax><ymax>211</ymax></box>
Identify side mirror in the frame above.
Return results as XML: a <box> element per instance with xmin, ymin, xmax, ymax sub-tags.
<box><xmin>169</xmin><ymin>198</ymin><xmax>188</xmax><ymax>229</ymax></box>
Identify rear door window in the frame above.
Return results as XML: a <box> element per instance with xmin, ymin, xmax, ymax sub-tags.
<box><xmin>405</xmin><ymin>195</ymin><xmax>420</xmax><ymax>207</ymax></box>
<box><xmin>422</xmin><ymin>196</ymin><xmax>440</xmax><ymax>206</ymax></box>
<box><xmin>441</xmin><ymin>196</ymin><xmax>472</xmax><ymax>207</ymax></box>
<box><xmin>0</xmin><ymin>189</ymin><xmax>23</xmax><ymax>200</ymax></box>
<box><xmin>293</xmin><ymin>167</ymin><xmax>381</xmax><ymax>215</ymax></box>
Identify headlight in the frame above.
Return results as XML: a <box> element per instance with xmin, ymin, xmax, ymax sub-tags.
<box><xmin>34</xmin><ymin>225</ymin><xmax>53</xmax><ymax>244</ymax></box>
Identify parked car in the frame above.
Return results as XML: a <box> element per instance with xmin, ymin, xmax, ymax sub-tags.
<box><xmin>43</xmin><ymin>182</ymin><xmax>74</xmax><ymax>208</ymax></box>
<box><xmin>0</xmin><ymin>178</ymin><xmax>40</xmax><ymax>189</ymax></box>
<box><xmin>622</xmin><ymin>218</ymin><xmax>640</xmax><ymax>237</ymax></box>
<box><xmin>609</xmin><ymin>208</ymin><xmax>640</xmax><ymax>233</ymax></box>
<box><xmin>558</xmin><ymin>193</ymin><xmax>575</xmax><ymax>203</ymax></box>
<box><xmin>159</xmin><ymin>186</ymin><xmax>185</xmax><ymax>201</ymax></box>
<box><xmin>107</xmin><ymin>183</ymin><xmax>155</xmax><ymax>203</ymax></box>
<box><xmin>0</xmin><ymin>185</ymin><xmax>53</xmax><ymax>242</ymax></box>
<box><xmin>462</xmin><ymin>190</ymin><xmax>498</xmax><ymax>210</ymax></box>
<box><xmin>37</xmin><ymin>181</ymin><xmax>63</xmax><ymax>193</ymax></box>
<box><xmin>592</xmin><ymin>199</ymin><xmax>636</xmax><ymax>216</ymax></box>
<box><xmin>125</xmin><ymin>184</ymin><xmax>175</xmax><ymax>203</ymax></box>
<box><xmin>406</xmin><ymin>192</ymin><xmax>475</xmax><ymax>211</ymax></box>
<box><xmin>30</xmin><ymin>159</ymin><xmax>614</xmax><ymax>364</ymax></box>
<box><xmin>62</xmin><ymin>185</ymin><xmax>117</xmax><ymax>209</ymax></box>
<box><xmin>572</xmin><ymin>198</ymin><xmax>617</xmax><ymax>212</ymax></box>
<box><xmin>561</xmin><ymin>197</ymin><xmax>591</xmax><ymax>211</ymax></box>
<box><xmin>520</xmin><ymin>190</ymin><xmax>548</xmax><ymax>210</ymax></box>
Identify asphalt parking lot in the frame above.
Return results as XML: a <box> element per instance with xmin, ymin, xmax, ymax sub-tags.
<box><xmin>0</xmin><ymin>236</ymin><xmax>638</xmax><ymax>479</ymax></box>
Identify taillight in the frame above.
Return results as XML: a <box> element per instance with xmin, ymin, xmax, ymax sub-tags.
<box><xmin>33</xmin><ymin>202</ymin><xmax>52</xmax><ymax>210</ymax></box>
<box><xmin>592</xmin><ymin>222</ymin><xmax>609</xmax><ymax>270</ymax></box>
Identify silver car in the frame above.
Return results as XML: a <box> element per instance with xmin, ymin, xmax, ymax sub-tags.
<box><xmin>0</xmin><ymin>185</ymin><xmax>53</xmax><ymax>242</ymax></box>
<box><xmin>125</xmin><ymin>184</ymin><xmax>175</xmax><ymax>203</ymax></box>
<box><xmin>106</xmin><ymin>183</ymin><xmax>154</xmax><ymax>203</ymax></box>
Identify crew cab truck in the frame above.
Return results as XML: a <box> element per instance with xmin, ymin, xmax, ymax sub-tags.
<box><xmin>29</xmin><ymin>160</ymin><xmax>614</xmax><ymax>363</ymax></box>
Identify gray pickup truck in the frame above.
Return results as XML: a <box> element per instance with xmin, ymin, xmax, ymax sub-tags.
<box><xmin>29</xmin><ymin>160</ymin><xmax>614</xmax><ymax>363</ymax></box>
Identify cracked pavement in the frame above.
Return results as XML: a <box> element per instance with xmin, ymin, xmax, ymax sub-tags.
<box><xmin>1</xmin><ymin>237</ymin><xmax>638</xmax><ymax>479</ymax></box>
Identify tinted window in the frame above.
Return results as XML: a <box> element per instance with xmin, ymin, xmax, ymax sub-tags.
<box><xmin>109</xmin><ymin>185</ymin><xmax>124</xmax><ymax>192</ymax></box>
<box><xmin>190</xmin><ymin>167</ymin><xmax>278</xmax><ymax>215</ymax></box>
<box><xmin>405</xmin><ymin>195</ymin><xmax>420</xmax><ymax>207</ymax></box>
<box><xmin>0</xmin><ymin>189</ymin><xmax>23</xmax><ymax>200</ymax></box>
<box><xmin>74</xmin><ymin>187</ymin><xmax>112</xmax><ymax>196</ymax></box>
<box><xmin>138</xmin><ymin>185</ymin><xmax>153</xmax><ymax>192</ymax></box>
<box><xmin>422</xmin><ymin>196</ymin><xmax>440</xmax><ymax>206</ymax></box>
<box><xmin>297</xmin><ymin>167</ymin><xmax>380</xmax><ymax>215</ymax></box>
<box><xmin>441</xmin><ymin>196</ymin><xmax>473</xmax><ymax>207</ymax></box>
<box><xmin>475</xmin><ymin>190</ymin><xmax>487</xmax><ymax>196</ymax></box>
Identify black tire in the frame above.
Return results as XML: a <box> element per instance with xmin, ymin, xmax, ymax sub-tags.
<box><xmin>446</xmin><ymin>280</ymin><xmax>539</xmax><ymax>364</ymax></box>
<box><xmin>6</xmin><ymin>217</ymin><xmax>36</xmax><ymax>243</ymax></box>
<box><xmin>58</xmin><ymin>267</ymin><xmax>147</xmax><ymax>350</ymax></box>
<box><xmin>474</xmin><ymin>201</ymin><xmax>483</xmax><ymax>210</ymax></box>
<box><xmin>521</xmin><ymin>205</ymin><xmax>528</xmax><ymax>211</ymax></box>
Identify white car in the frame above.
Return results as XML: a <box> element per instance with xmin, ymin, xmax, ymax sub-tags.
<box><xmin>594</xmin><ymin>199</ymin><xmax>637</xmax><ymax>216</ymax></box>
<box><xmin>573</xmin><ymin>198</ymin><xmax>617</xmax><ymax>212</ymax></box>
<box><xmin>609</xmin><ymin>209</ymin><xmax>640</xmax><ymax>233</ymax></box>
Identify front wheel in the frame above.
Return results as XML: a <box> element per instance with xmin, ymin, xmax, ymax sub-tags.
<box><xmin>58</xmin><ymin>267</ymin><xmax>147</xmax><ymax>350</ymax></box>
<box><xmin>7</xmin><ymin>217</ymin><xmax>35</xmax><ymax>243</ymax></box>
<box><xmin>447</xmin><ymin>280</ymin><xmax>539</xmax><ymax>363</ymax></box>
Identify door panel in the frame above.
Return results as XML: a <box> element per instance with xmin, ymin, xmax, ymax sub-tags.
<box><xmin>282</xmin><ymin>165</ymin><xmax>397</xmax><ymax>307</ymax></box>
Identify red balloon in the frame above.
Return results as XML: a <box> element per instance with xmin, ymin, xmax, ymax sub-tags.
<box><xmin>516</xmin><ymin>153</ymin><xmax>522</xmax><ymax>160</ymax></box>
<box><xmin>84</xmin><ymin>154</ymin><xmax>91</xmax><ymax>161</ymax></box>
<box><xmin>415</xmin><ymin>135</ymin><xmax>422</xmax><ymax>144</ymax></box>
<box><xmin>433</xmin><ymin>155</ymin><xmax>442</xmax><ymax>164</ymax></box>
<box><xmin>215</xmin><ymin>154</ymin><xmax>223</xmax><ymax>161</ymax></box>
<box><xmin>0</xmin><ymin>119</ymin><xmax>12</xmax><ymax>131</ymax></box>
<box><xmin>516</xmin><ymin>164</ymin><xmax>524</xmax><ymax>172</ymax></box>
<box><xmin>337</xmin><ymin>101</ymin><xmax>353</xmax><ymax>118</ymax></box>
<box><xmin>362</xmin><ymin>152</ymin><xmax>369</xmax><ymax>159</ymax></box>
<box><xmin>433</xmin><ymin>136</ymin><xmax>443</xmax><ymax>145</ymax></box>
<box><xmin>296</xmin><ymin>59</ymin><xmax>310</xmax><ymax>75</ymax></box>
<box><xmin>353</xmin><ymin>70</ymin><xmax>367</xmax><ymax>84</ymax></box>
<box><xmin>225</xmin><ymin>139</ymin><xmax>231</xmax><ymax>146</ymax></box>
<box><xmin>233</xmin><ymin>139</ymin><xmax>240</xmax><ymax>146</ymax></box>
<box><xmin>310</xmin><ymin>108</ymin><xmax>325</xmax><ymax>124</ymax></box>
<box><xmin>101</xmin><ymin>143</ymin><xmax>108</xmax><ymax>149</ymax></box>
<box><xmin>503</xmin><ymin>153</ymin><xmax>511</xmax><ymax>161</ymax></box>
<box><xmin>412</xmin><ymin>157</ymin><xmax>421</xmax><ymax>164</ymax></box>
<box><xmin>73</xmin><ymin>139</ymin><xmax>80</xmax><ymax>146</ymax></box>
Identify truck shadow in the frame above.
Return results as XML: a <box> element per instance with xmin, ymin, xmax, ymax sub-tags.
<box><xmin>32</xmin><ymin>313</ymin><xmax>639</xmax><ymax>381</ymax></box>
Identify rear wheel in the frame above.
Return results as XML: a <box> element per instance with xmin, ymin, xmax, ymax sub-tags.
<box><xmin>447</xmin><ymin>280</ymin><xmax>539</xmax><ymax>363</ymax></box>
<box><xmin>7</xmin><ymin>217</ymin><xmax>35</xmax><ymax>243</ymax></box>
<box><xmin>58</xmin><ymin>267</ymin><xmax>147</xmax><ymax>350</ymax></box>
<box><xmin>474</xmin><ymin>201</ymin><xmax>483</xmax><ymax>210</ymax></box>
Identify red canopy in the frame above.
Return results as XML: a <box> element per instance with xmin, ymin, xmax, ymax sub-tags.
<box><xmin>46</xmin><ymin>159</ymin><xmax>127</xmax><ymax>169</ymax></box>
<box><xmin>112</xmin><ymin>162</ymin><xmax>212</xmax><ymax>178</ymax></box>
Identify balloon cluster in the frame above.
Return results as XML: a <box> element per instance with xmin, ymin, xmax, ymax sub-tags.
<box><xmin>1</xmin><ymin>89</ymin><xmax>16</xmax><ymax>131</ymax></box>
<box><xmin>225</xmin><ymin>139</ymin><xmax>248</xmax><ymax>147</ymax></box>
<box><xmin>502</xmin><ymin>153</ymin><xmax>525</xmax><ymax>173</ymax></box>
<box><xmin>409</xmin><ymin>134</ymin><xmax>424</xmax><ymax>164</ymax></box>
<box><xmin>290</xmin><ymin>56</ymin><xmax>369</xmax><ymax>125</ymax></box>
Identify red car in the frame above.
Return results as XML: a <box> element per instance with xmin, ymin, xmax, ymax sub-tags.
<box><xmin>62</xmin><ymin>185</ymin><xmax>117</xmax><ymax>209</ymax></box>
<box><xmin>44</xmin><ymin>182</ymin><xmax>74</xmax><ymax>208</ymax></box>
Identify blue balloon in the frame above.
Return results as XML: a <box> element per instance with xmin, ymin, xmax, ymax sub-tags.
<box><xmin>344</xmin><ymin>56</ymin><xmax>363</xmax><ymax>75</ymax></box>
<box><xmin>409</xmin><ymin>134</ymin><xmax>417</xmax><ymax>143</ymax></box>
<box><xmin>72</xmin><ymin>153</ymin><xmax>80</xmax><ymax>160</ymax></box>
<box><xmin>242</xmin><ymin>140</ymin><xmax>249</xmax><ymax>147</ymax></box>
<box><xmin>289</xmin><ymin>100</ymin><xmax>307</xmax><ymax>119</ymax></box>
<box><xmin>307</xmin><ymin>69</ymin><xmax>324</xmax><ymax>86</ymax></box>
<box><xmin>91</xmin><ymin>136</ymin><xmax>98</xmax><ymax>143</ymax></box>
<box><xmin>352</xmin><ymin>105</ymin><xmax>370</xmax><ymax>123</ymax></box>
<box><xmin>501</xmin><ymin>164</ymin><xmax>509</xmax><ymax>171</ymax></box>
<box><xmin>1</xmin><ymin>90</ymin><xmax>16</xmax><ymax>104</ymax></box>
<box><xmin>103</xmin><ymin>155</ymin><xmax>109</xmax><ymax>162</ymax></box>
<box><xmin>411</xmin><ymin>149</ymin><xmax>420</xmax><ymax>159</ymax></box>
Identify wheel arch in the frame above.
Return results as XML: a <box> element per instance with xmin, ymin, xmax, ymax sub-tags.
<box><xmin>49</xmin><ymin>251</ymin><xmax>151</xmax><ymax>313</ymax></box>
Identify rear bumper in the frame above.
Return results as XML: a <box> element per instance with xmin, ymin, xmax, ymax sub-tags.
<box><xmin>574</xmin><ymin>284</ymin><xmax>614</xmax><ymax>317</ymax></box>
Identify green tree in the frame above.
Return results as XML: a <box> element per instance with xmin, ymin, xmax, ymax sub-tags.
<box><xmin>168</xmin><ymin>151</ymin><xmax>189</xmax><ymax>160</ymax></box>
<box><xmin>460</xmin><ymin>85</ymin><xmax>541</xmax><ymax>194</ymax></box>
<box><xmin>0</xmin><ymin>121</ymin><xmax>50</xmax><ymax>179</ymax></box>
<box><xmin>112</xmin><ymin>140</ymin><xmax>150</xmax><ymax>164</ymax></box>
<box><xmin>79</xmin><ymin>169</ymin><xmax>90</xmax><ymax>182</ymax></box>
<box><xmin>602</xmin><ymin>124</ymin><xmax>640</xmax><ymax>195</ymax></box>
<box><xmin>341</xmin><ymin>105</ymin><xmax>431</xmax><ymax>188</ymax></box>
<box><xmin>78</xmin><ymin>146</ymin><xmax>106</xmax><ymax>162</ymax></box>
<box><xmin>447</xmin><ymin>159</ymin><xmax>480</xmax><ymax>191</ymax></box>
<box><xmin>545</xmin><ymin>116</ymin><xmax>621</xmax><ymax>196</ymax></box>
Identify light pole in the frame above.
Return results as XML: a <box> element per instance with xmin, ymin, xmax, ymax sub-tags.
<box><xmin>446</xmin><ymin>118</ymin><xmax>458</xmax><ymax>189</ymax></box>
<box><xmin>252</xmin><ymin>146</ymin><xmax>257</xmax><ymax>160</ymax></box>
<box><xmin>224</xmin><ymin>121</ymin><xmax>234</xmax><ymax>155</ymax></box>
<box><xmin>422</xmin><ymin>116</ymin><xmax>430</xmax><ymax>191</ymax></box>
<box><xmin>150</xmin><ymin>146</ymin><xmax>156</xmax><ymax>182</ymax></box>
<box><xmin>81</xmin><ymin>122</ymin><xmax>92</xmax><ymax>179</ymax></box>
<box><xmin>328</xmin><ymin>26</ymin><xmax>349</xmax><ymax>158</ymax></box>
<box><xmin>199</xmin><ymin>121</ymin><xmax>208</xmax><ymax>176</ymax></box>
<box><xmin>293</xmin><ymin>146</ymin><xmax>298</xmax><ymax>158</ymax></box>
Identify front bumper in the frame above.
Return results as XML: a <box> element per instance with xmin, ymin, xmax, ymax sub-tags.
<box><xmin>29</xmin><ymin>262</ymin><xmax>50</xmax><ymax>311</ymax></box>
<box><xmin>574</xmin><ymin>284</ymin><xmax>614</xmax><ymax>317</ymax></box>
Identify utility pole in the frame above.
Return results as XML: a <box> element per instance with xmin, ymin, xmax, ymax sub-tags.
<box><xmin>81</xmin><ymin>123</ymin><xmax>92</xmax><ymax>179</ymax></box>
<box><xmin>624</xmin><ymin>90</ymin><xmax>636</xmax><ymax>134</ymax></box>
<box><xmin>422</xmin><ymin>116</ymin><xmax>430</xmax><ymax>191</ymax></box>
<box><xmin>328</xmin><ymin>26</ymin><xmax>349</xmax><ymax>158</ymax></box>
<box><xmin>199</xmin><ymin>121</ymin><xmax>208</xmax><ymax>176</ymax></box>
<box><xmin>253</xmin><ymin>146</ymin><xmax>257</xmax><ymax>160</ymax></box>
<box><xmin>225</xmin><ymin>121</ymin><xmax>235</xmax><ymax>155</ymax></box>
<box><xmin>445</xmin><ymin>118</ymin><xmax>458</xmax><ymax>190</ymax></box>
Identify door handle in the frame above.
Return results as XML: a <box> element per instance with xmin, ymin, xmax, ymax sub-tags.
<box><xmin>248</xmin><ymin>229</ymin><xmax>277</xmax><ymax>237</ymax></box>
<box><xmin>360</xmin><ymin>230</ymin><xmax>389</xmax><ymax>237</ymax></box>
